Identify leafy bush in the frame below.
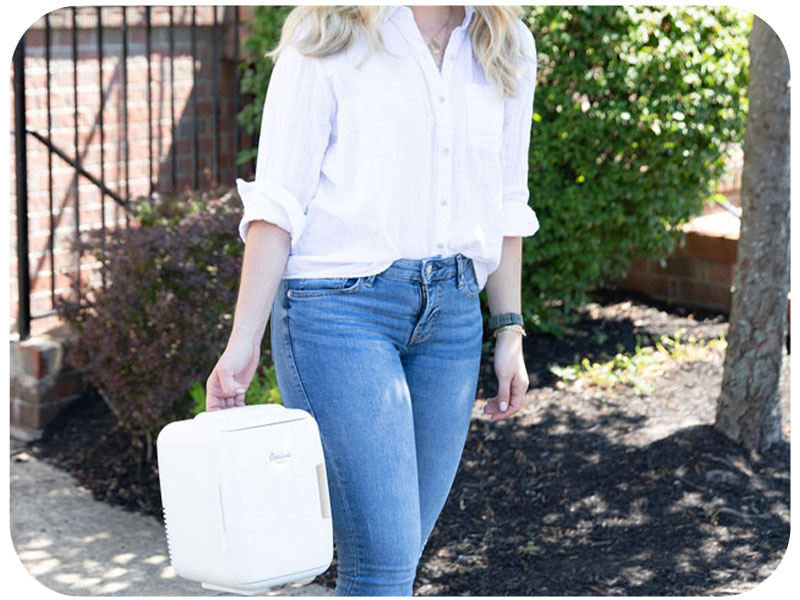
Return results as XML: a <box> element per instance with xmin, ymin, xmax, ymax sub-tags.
<box><xmin>56</xmin><ymin>189</ymin><xmax>279</xmax><ymax>458</ymax></box>
<box><xmin>236</xmin><ymin>4</ymin><xmax>293</xmax><ymax>167</ymax></box>
<box><xmin>523</xmin><ymin>6</ymin><xmax>750</xmax><ymax>333</ymax></box>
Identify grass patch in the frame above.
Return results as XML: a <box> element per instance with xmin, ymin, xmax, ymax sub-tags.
<box><xmin>549</xmin><ymin>328</ymin><xmax>727</xmax><ymax>396</ymax></box>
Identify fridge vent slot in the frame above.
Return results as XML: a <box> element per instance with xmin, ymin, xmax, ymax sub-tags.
<box><xmin>163</xmin><ymin>506</ymin><xmax>175</xmax><ymax>563</ymax></box>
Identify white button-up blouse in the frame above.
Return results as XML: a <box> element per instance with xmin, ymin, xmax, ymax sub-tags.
<box><xmin>235</xmin><ymin>4</ymin><xmax>540</xmax><ymax>291</ymax></box>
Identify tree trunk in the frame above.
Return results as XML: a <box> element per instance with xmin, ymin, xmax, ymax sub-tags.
<box><xmin>714</xmin><ymin>16</ymin><xmax>790</xmax><ymax>456</ymax></box>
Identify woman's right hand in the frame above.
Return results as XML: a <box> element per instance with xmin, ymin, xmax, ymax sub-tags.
<box><xmin>205</xmin><ymin>342</ymin><xmax>261</xmax><ymax>412</ymax></box>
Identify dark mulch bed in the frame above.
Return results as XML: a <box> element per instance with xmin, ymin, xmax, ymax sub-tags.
<box><xmin>24</xmin><ymin>287</ymin><xmax>791</xmax><ymax>596</ymax></box>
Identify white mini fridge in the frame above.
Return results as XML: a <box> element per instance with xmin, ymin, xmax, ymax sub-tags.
<box><xmin>156</xmin><ymin>403</ymin><xmax>333</xmax><ymax>595</ymax></box>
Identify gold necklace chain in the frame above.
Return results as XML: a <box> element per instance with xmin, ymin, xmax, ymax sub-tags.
<box><xmin>421</xmin><ymin>7</ymin><xmax>454</xmax><ymax>55</ymax></box>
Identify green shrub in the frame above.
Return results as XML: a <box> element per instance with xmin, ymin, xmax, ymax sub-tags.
<box><xmin>236</xmin><ymin>4</ymin><xmax>293</xmax><ymax>167</ymax></box>
<box><xmin>56</xmin><ymin>189</ymin><xmax>278</xmax><ymax>458</ymax></box>
<box><xmin>522</xmin><ymin>6</ymin><xmax>749</xmax><ymax>333</ymax></box>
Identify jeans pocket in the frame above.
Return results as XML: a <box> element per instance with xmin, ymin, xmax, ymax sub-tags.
<box><xmin>457</xmin><ymin>259</ymin><xmax>481</xmax><ymax>299</ymax></box>
<box><xmin>286</xmin><ymin>276</ymin><xmax>363</xmax><ymax>299</ymax></box>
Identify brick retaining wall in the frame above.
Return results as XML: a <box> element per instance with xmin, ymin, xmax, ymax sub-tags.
<box><xmin>613</xmin><ymin>210</ymin><xmax>790</xmax><ymax>323</ymax></box>
<box><xmin>617</xmin><ymin>212</ymin><xmax>739</xmax><ymax>314</ymax></box>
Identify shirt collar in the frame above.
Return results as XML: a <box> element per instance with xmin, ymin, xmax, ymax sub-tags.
<box><xmin>387</xmin><ymin>5</ymin><xmax>476</xmax><ymax>29</ymax></box>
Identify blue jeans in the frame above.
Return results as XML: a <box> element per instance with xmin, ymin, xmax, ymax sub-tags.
<box><xmin>270</xmin><ymin>253</ymin><xmax>484</xmax><ymax>596</ymax></box>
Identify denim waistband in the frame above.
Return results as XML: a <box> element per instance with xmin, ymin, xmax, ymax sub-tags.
<box><xmin>378</xmin><ymin>253</ymin><xmax>473</xmax><ymax>285</ymax></box>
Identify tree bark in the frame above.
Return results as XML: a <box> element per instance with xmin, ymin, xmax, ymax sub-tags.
<box><xmin>714</xmin><ymin>16</ymin><xmax>790</xmax><ymax>456</ymax></box>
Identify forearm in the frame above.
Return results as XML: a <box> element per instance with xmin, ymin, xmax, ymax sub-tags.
<box><xmin>228</xmin><ymin>221</ymin><xmax>291</xmax><ymax>351</ymax></box>
<box><xmin>485</xmin><ymin>236</ymin><xmax>523</xmax><ymax>316</ymax></box>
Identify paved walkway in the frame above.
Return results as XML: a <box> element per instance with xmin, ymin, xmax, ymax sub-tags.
<box><xmin>9</xmin><ymin>439</ymin><xmax>333</xmax><ymax>596</ymax></box>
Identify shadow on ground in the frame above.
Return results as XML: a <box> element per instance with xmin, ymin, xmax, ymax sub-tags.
<box><xmin>417</xmin><ymin>407</ymin><xmax>789</xmax><ymax>596</ymax></box>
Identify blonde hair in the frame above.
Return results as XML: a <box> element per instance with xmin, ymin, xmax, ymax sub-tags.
<box><xmin>268</xmin><ymin>5</ymin><xmax>530</xmax><ymax>99</ymax></box>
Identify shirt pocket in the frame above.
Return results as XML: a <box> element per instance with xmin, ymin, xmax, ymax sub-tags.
<box><xmin>465</xmin><ymin>82</ymin><xmax>504</xmax><ymax>152</ymax></box>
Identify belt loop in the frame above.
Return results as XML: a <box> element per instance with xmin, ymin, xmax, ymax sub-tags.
<box><xmin>455</xmin><ymin>253</ymin><xmax>464</xmax><ymax>285</ymax></box>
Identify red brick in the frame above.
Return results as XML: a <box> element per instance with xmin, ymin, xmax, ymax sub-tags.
<box><xmin>48</xmin><ymin>370</ymin><xmax>86</xmax><ymax>400</ymax></box>
<box><xmin>651</xmin><ymin>254</ymin><xmax>708</xmax><ymax>280</ymax></box>
<box><xmin>11</xmin><ymin>395</ymin><xmax>78</xmax><ymax>431</ymax></box>
<box><xmin>685</xmin><ymin>231</ymin><xmax>738</xmax><ymax>264</ymax></box>
<box><xmin>679</xmin><ymin>280</ymin><xmax>732</xmax><ymax>312</ymax></box>
<box><xmin>10</xmin><ymin>399</ymin><xmax>41</xmax><ymax>431</ymax></box>
<box><xmin>708</xmin><ymin>261</ymin><xmax>734</xmax><ymax>284</ymax></box>
<box><xmin>19</xmin><ymin>347</ymin><xmax>46</xmax><ymax>378</ymax></box>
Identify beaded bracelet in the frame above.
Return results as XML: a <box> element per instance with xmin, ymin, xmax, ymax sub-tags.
<box><xmin>492</xmin><ymin>324</ymin><xmax>527</xmax><ymax>339</ymax></box>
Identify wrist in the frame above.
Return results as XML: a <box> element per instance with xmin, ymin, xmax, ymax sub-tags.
<box><xmin>228</xmin><ymin>330</ymin><xmax>260</xmax><ymax>354</ymax></box>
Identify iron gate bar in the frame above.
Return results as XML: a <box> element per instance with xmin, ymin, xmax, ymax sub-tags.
<box><xmin>169</xmin><ymin>5</ymin><xmax>176</xmax><ymax>194</ymax></box>
<box><xmin>191</xmin><ymin>6</ymin><xmax>198</xmax><ymax>190</ymax></box>
<box><xmin>146</xmin><ymin>6</ymin><xmax>153</xmax><ymax>197</ymax></box>
<box><xmin>46</xmin><ymin>14</ymin><xmax>56</xmax><ymax>306</ymax></box>
<box><xmin>72</xmin><ymin>8</ymin><xmax>81</xmax><ymax>306</ymax></box>
<box><xmin>97</xmin><ymin>6</ymin><xmax>107</xmax><ymax>290</ymax></box>
<box><xmin>27</xmin><ymin>129</ymin><xmax>128</xmax><ymax>207</ymax></box>
<box><xmin>14</xmin><ymin>36</ymin><xmax>31</xmax><ymax>341</ymax></box>
<box><xmin>122</xmin><ymin>6</ymin><xmax>130</xmax><ymax>226</ymax></box>
<box><xmin>212</xmin><ymin>7</ymin><xmax>220</xmax><ymax>186</ymax></box>
<box><xmin>234</xmin><ymin>5</ymin><xmax>241</xmax><ymax>180</ymax></box>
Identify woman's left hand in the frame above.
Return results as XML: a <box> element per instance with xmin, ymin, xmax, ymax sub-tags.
<box><xmin>483</xmin><ymin>330</ymin><xmax>529</xmax><ymax>421</ymax></box>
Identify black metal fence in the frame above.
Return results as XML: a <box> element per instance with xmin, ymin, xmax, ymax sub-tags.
<box><xmin>12</xmin><ymin>6</ymin><xmax>254</xmax><ymax>340</ymax></box>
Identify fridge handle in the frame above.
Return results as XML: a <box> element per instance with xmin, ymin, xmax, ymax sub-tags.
<box><xmin>316</xmin><ymin>462</ymin><xmax>332</xmax><ymax>520</ymax></box>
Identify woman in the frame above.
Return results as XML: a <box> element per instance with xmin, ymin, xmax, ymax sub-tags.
<box><xmin>206</xmin><ymin>5</ymin><xmax>539</xmax><ymax>596</ymax></box>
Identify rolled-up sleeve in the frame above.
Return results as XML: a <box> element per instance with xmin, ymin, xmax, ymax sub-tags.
<box><xmin>498</xmin><ymin>19</ymin><xmax>540</xmax><ymax>238</ymax></box>
<box><xmin>235</xmin><ymin>43</ymin><xmax>335</xmax><ymax>249</ymax></box>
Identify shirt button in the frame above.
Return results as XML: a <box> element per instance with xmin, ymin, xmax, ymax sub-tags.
<box><xmin>440</xmin><ymin>198</ymin><xmax>447</xmax><ymax>206</ymax></box>
<box><xmin>441</xmin><ymin>147</ymin><xmax>450</xmax><ymax>156</ymax></box>
<box><xmin>437</xmin><ymin>242</ymin><xmax>445</xmax><ymax>249</ymax></box>
<box><xmin>438</xmin><ymin>95</ymin><xmax>446</xmax><ymax>104</ymax></box>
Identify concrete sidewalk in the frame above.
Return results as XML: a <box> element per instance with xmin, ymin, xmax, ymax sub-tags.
<box><xmin>9</xmin><ymin>439</ymin><xmax>333</xmax><ymax>596</ymax></box>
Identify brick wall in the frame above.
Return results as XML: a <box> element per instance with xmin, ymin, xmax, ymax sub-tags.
<box><xmin>616</xmin><ymin>217</ymin><xmax>740</xmax><ymax>314</ymax></box>
<box><xmin>616</xmin><ymin>211</ymin><xmax>791</xmax><ymax>328</ymax></box>
<box><xmin>10</xmin><ymin>5</ymin><xmax>257</xmax><ymax>338</ymax></box>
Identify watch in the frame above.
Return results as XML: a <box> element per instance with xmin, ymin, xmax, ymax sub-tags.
<box><xmin>488</xmin><ymin>312</ymin><xmax>524</xmax><ymax>330</ymax></box>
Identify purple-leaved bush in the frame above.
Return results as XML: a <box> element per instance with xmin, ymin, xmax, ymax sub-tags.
<box><xmin>57</xmin><ymin>189</ymin><xmax>253</xmax><ymax>458</ymax></box>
